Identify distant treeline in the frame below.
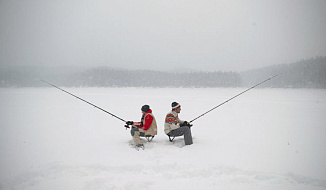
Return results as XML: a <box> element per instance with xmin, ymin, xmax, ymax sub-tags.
<box><xmin>1</xmin><ymin>56</ymin><xmax>325</xmax><ymax>88</ymax></box>
<box><xmin>240</xmin><ymin>56</ymin><xmax>326</xmax><ymax>88</ymax></box>
<box><xmin>78</xmin><ymin>68</ymin><xmax>241</xmax><ymax>87</ymax></box>
<box><xmin>0</xmin><ymin>66</ymin><xmax>241</xmax><ymax>88</ymax></box>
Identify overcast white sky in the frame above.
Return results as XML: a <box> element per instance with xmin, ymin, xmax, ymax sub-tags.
<box><xmin>1</xmin><ymin>0</ymin><xmax>325</xmax><ymax>72</ymax></box>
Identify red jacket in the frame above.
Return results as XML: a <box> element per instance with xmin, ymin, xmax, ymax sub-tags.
<box><xmin>133</xmin><ymin>109</ymin><xmax>154</xmax><ymax>130</ymax></box>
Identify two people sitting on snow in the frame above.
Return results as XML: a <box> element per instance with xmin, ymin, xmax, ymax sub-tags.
<box><xmin>126</xmin><ymin>102</ymin><xmax>193</xmax><ymax>147</ymax></box>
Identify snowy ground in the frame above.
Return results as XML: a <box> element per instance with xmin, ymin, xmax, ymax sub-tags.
<box><xmin>0</xmin><ymin>87</ymin><xmax>326</xmax><ymax>190</ymax></box>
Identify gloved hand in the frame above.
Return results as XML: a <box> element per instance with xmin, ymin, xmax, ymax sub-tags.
<box><xmin>126</xmin><ymin>121</ymin><xmax>134</xmax><ymax>125</ymax></box>
<box><xmin>180</xmin><ymin>121</ymin><xmax>188</xmax><ymax>127</ymax></box>
<box><xmin>183</xmin><ymin>121</ymin><xmax>193</xmax><ymax>128</ymax></box>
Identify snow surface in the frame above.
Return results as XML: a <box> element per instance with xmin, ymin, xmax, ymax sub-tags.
<box><xmin>0</xmin><ymin>87</ymin><xmax>326</xmax><ymax>190</ymax></box>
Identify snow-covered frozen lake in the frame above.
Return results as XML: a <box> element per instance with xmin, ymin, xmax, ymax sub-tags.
<box><xmin>1</xmin><ymin>87</ymin><xmax>326</xmax><ymax>190</ymax></box>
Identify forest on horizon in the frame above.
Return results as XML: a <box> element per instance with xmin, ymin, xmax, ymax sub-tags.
<box><xmin>1</xmin><ymin>56</ymin><xmax>325</xmax><ymax>88</ymax></box>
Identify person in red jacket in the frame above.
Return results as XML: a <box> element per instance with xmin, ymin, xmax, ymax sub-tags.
<box><xmin>126</xmin><ymin>105</ymin><xmax>157</xmax><ymax>148</ymax></box>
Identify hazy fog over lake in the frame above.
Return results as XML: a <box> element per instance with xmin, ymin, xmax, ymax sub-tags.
<box><xmin>1</xmin><ymin>0</ymin><xmax>326</xmax><ymax>72</ymax></box>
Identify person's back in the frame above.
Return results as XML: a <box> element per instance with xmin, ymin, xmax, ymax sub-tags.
<box><xmin>143</xmin><ymin>109</ymin><xmax>157</xmax><ymax>136</ymax></box>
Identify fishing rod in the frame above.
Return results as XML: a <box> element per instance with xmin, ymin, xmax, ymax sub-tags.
<box><xmin>189</xmin><ymin>74</ymin><xmax>280</xmax><ymax>123</ymax></box>
<box><xmin>41</xmin><ymin>80</ymin><xmax>130</xmax><ymax>127</ymax></box>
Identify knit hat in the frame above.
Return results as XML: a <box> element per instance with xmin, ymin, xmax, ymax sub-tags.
<box><xmin>171</xmin><ymin>102</ymin><xmax>180</xmax><ymax>110</ymax></box>
<box><xmin>141</xmin><ymin>105</ymin><xmax>150</xmax><ymax>112</ymax></box>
